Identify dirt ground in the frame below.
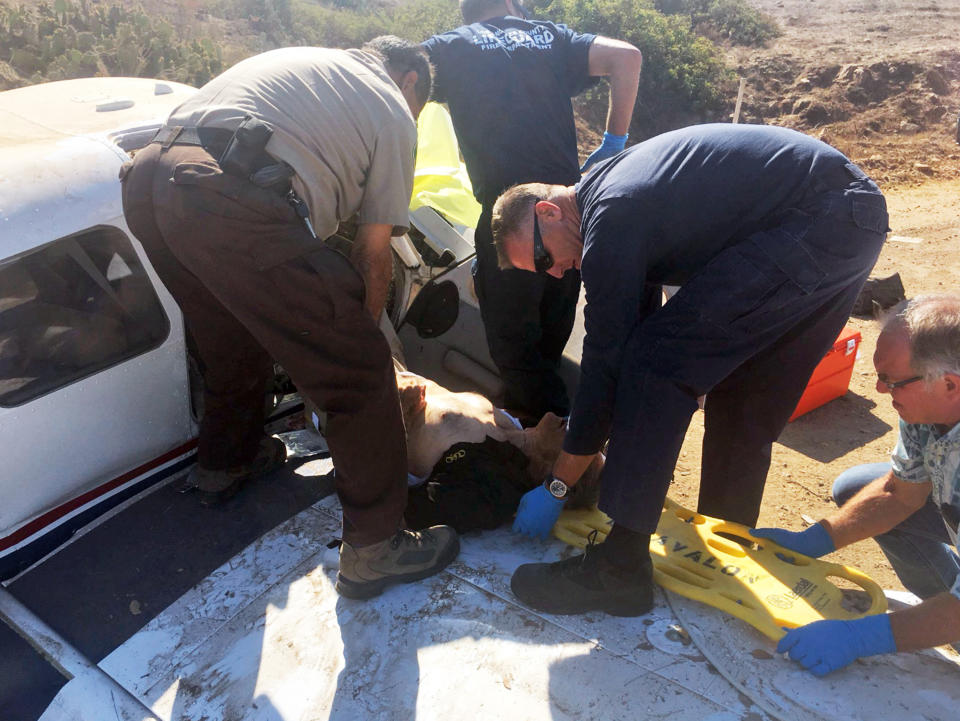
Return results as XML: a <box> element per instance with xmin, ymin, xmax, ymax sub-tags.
<box><xmin>728</xmin><ymin>0</ymin><xmax>960</xmax><ymax>187</ymax></box>
<box><xmin>654</xmin><ymin>0</ymin><xmax>960</xmax><ymax>591</ymax></box>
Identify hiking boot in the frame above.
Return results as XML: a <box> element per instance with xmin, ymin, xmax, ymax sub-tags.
<box><xmin>336</xmin><ymin>526</ymin><xmax>460</xmax><ymax>600</ymax></box>
<box><xmin>510</xmin><ymin>540</ymin><xmax>654</xmax><ymax>617</ymax></box>
<box><xmin>193</xmin><ymin>436</ymin><xmax>287</xmax><ymax>506</ymax></box>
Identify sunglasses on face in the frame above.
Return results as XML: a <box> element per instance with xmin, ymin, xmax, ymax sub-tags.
<box><xmin>877</xmin><ymin>374</ymin><xmax>923</xmax><ymax>391</ymax></box>
<box><xmin>532</xmin><ymin>211</ymin><xmax>554</xmax><ymax>274</ymax></box>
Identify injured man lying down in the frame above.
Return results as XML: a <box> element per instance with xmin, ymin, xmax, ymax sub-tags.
<box><xmin>394</xmin><ymin>369</ymin><xmax>603</xmax><ymax>534</ymax></box>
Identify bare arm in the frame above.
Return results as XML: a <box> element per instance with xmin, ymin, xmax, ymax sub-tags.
<box><xmin>350</xmin><ymin>222</ymin><xmax>394</xmax><ymax>320</ymax></box>
<box><xmin>552</xmin><ymin>449</ymin><xmax>596</xmax><ymax>487</ymax></box>
<box><xmin>890</xmin><ymin>592</ymin><xmax>960</xmax><ymax>651</ymax></box>
<box><xmin>587</xmin><ymin>37</ymin><xmax>642</xmax><ymax>136</ymax></box>
<box><xmin>819</xmin><ymin>471</ymin><xmax>932</xmax><ymax>548</ymax></box>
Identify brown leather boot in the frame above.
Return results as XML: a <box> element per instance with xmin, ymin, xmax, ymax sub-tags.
<box><xmin>337</xmin><ymin>526</ymin><xmax>460</xmax><ymax>600</ymax></box>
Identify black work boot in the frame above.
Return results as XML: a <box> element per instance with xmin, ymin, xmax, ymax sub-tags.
<box><xmin>336</xmin><ymin>526</ymin><xmax>460</xmax><ymax>600</ymax></box>
<box><xmin>510</xmin><ymin>537</ymin><xmax>654</xmax><ymax>617</ymax></box>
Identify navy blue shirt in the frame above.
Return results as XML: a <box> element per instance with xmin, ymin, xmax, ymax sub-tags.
<box><xmin>424</xmin><ymin>18</ymin><xmax>595</xmax><ymax>205</ymax></box>
<box><xmin>565</xmin><ymin>123</ymin><xmax>854</xmax><ymax>455</ymax></box>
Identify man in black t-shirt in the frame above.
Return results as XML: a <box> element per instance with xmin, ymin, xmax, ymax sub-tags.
<box><xmin>424</xmin><ymin>0</ymin><xmax>642</xmax><ymax>422</ymax></box>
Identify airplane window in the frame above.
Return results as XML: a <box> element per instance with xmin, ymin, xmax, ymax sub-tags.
<box><xmin>0</xmin><ymin>226</ymin><xmax>169</xmax><ymax>406</ymax></box>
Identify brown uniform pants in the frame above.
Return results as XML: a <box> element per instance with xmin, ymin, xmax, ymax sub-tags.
<box><xmin>121</xmin><ymin>143</ymin><xmax>407</xmax><ymax>546</ymax></box>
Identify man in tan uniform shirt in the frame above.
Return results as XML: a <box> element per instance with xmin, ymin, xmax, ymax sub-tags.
<box><xmin>121</xmin><ymin>36</ymin><xmax>459</xmax><ymax>600</ymax></box>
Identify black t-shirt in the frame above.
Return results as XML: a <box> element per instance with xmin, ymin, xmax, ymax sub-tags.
<box><xmin>566</xmin><ymin>123</ymin><xmax>854</xmax><ymax>454</ymax></box>
<box><xmin>424</xmin><ymin>17</ymin><xmax>596</xmax><ymax>206</ymax></box>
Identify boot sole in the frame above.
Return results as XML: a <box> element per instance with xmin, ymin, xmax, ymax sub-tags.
<box><xmin>335</xmin><ymin>536</ymin><xmax>461</xmax><ymax>600</ymax></box>
<box><xmin>509</xmin><ymin>563</ymin><xmax>654</xmax><ymax>617</ymax></box>
<box><xmin>509</xmin><ymin>587</ymin><xmax>654</xmax><ymax>617</ymax></box>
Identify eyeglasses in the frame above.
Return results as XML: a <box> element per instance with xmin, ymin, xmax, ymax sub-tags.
<box><xmin>532</xmin><ymin>211</ymin><xmax>554</xmax><ymax>274</ymax></box>
<box><xmin>877</xmin><ymin>374</ymin><xmax>923</xmax><ymax>391</ymax></box>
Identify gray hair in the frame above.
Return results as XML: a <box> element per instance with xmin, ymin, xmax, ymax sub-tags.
<box><xmin>490</xmin><ymin>182</ymin><xmax>550</xmax><ymax>269</ymax></box>
<box><xmin>363</xmin><ymin>35</ymin><xmax>433</xmax><ymax>108</ymax></box>
<box><xmin>882</xmin><ymin>293</ymin><xmax>960</xmax><ymax>380</ymax></box>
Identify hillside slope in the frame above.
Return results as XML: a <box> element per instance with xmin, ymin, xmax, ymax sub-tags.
<box><xmin>727</xmin><ymin>0</ymin><xmax>960</xmax><ymax>185</ymax></box>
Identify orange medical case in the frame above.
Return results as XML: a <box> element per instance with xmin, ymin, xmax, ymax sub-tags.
<box><xmin>789</xmin><ymin>325</ymin><xmax>862</xmax><ymax>421</ymax></box>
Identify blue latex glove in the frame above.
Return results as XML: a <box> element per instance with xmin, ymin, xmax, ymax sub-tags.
<box><xmin>751</xmin><ymin>523</ymin><xmax>835</xmax><ymax>558</ymax></box>
<box><xmin>778</xmin><ymin>614</ymin><xmax>896</xmax><ymax>676</ymax></box>
<box><xmin>513</xmin><ymin>485</ymin><xmax>565</xmax><ymax>540</ymax></box>
<box><xmin>580</xmin><ymin>131</ymin><xmax>628</xmax><ymax>172</ymax></box>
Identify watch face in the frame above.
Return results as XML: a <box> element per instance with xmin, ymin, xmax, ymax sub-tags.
<box><xmin>548</xmin><ymin>478</ymin><xmax>568</xmax><ymax>499</ymax></box>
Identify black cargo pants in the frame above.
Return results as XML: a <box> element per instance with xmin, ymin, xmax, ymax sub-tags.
<box><xmin>472</xmin><ymin>203</ymin><xmax>581</xmax><ymax>420</ymax></box>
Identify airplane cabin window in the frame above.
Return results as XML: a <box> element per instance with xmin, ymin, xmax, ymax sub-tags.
<box><xmin>0</xmin><ymin>226</ymin><xmax>169</xmax><ymax>406</ymax></box>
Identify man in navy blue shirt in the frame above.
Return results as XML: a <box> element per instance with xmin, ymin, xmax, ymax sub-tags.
<box><xmin>490</xmin><ymin>123</ymin><xmax>889</xmax><ymax>616</ymax></box>
<box><xmin>423</xmin><ymin>0</ymin><xmax>642</xmax><ymax>422</ymax></box>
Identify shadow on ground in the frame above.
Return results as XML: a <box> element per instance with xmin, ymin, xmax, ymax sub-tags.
<box><xmin>777</xmin><ymin>392</ymin><xmax>892</xmax><ymax>463</ymax></box>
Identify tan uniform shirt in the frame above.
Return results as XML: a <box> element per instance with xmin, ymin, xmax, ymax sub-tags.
<box><xmin>167</xmin><ymin>47</ymin><xmax>416</xmax><ymax>240</ymax></box>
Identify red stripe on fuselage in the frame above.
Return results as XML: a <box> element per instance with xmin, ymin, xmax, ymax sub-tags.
<box><xmin>0</xmin><ymin>439</ymin><xmax>197</xmax><ymax>552</ymax></box>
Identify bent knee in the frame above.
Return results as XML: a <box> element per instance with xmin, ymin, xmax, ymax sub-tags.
<box><xmin>831</xmin><ymin>462</ymin><xmax>890</xmax><ymax>506</ymax></box>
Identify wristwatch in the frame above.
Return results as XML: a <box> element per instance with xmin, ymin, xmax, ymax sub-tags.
<box><xmin>544</xmin><ymin>475</ymin><xmax>570</xmax><ymax>500</ymax></box>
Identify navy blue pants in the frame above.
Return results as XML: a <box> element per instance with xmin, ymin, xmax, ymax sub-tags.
<box><xmin>473</xmin><ymin>203</ymin><xmax>581</xmax><ymax>419</ymax></box>
<box><xmin>599</xmin><ymin>171</ymin><xmax>889</xmax><ymax>531</ymax></box>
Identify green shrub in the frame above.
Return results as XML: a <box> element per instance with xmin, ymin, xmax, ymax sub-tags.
<box><xmin>0</xmin><ymin>0</ymin><xmax>224</xmax><ymax>86</ymax></box>
<box><xmin>289</xmin><ymin>4</ymin><xmax>385</xmax><ymax>48</ymax></box>
<box><xmin>10</xmin><ymin>47</ymin><xmax>41</xmax><ymax>74</ymax></box>
<box><xmin>46</xmin><ymin>47</ymin><xmax>99</xmax><ymax>79</ymax></box>
<box><xmin>291</xmin><ymin>0</ymin><xmax>461</xmax><ymax>49</ymax></box>
<box><xmin>533</xmin><ymin>0</ymin><xmax>734</xmax><ymax>136</ymax></box>
<box><xmin>1</xmin><ymin>0</ymin><xmax>739</xmax><ymax>138</ymax></box>
<box><xmin>382</xmin><ymin>0</ymin><xmax>462</xmax><ymax>43</ymax></box>
<box><xmin>288</xmin><ymin>0</ymin><xmax>734</xmax><ymax>137</ymax></box>
<box><xmin>653</xmin><ymin>0</ymin><xmax>780</xmax><ymax>46</ymax></box>
<box><xmin>76</xmin><ymin>31</ymin><xmax>95</xmax><ymax>51</ymax></box>
<box><xmin>701</xmin><ymin>0</ymin><xmax>780</xmax><ymax>46</ymax></box>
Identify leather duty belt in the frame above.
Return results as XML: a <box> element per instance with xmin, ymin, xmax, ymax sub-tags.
<box><xmin>151</xmin><ymin>125</ymin><xmax>233</xmax><ymax>153</ymax></box>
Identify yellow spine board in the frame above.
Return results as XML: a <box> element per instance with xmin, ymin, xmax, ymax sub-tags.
<box><xmin>554</xmin><ymin>499</ymin><xmax>887</xmax><ymax>640</ymax></box>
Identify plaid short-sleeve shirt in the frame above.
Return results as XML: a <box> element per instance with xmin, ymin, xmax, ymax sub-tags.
<box><xmin>891</xmin><ymin>419</ymin><xmax>960</xmax><ymax>598</ymax></box>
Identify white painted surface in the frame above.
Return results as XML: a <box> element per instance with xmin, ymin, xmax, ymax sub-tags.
<box><xmin>671</xmin><ymin>587</ymin><xmax>960</xmax><ymax>721</ymax></box>
<box><xmin>19</xmin><ymin>460</ymin><xmax>960</xmax><ymax>721</ymax></box>
<box><xmin>0</xmin><ymin>78</ymin><xmax>196</xmax><ymax>261</ymax></box>
<box><xmin>37</xmin><ymin>674</ymin><xmax>159</xmax><ymax>721</ymax></box>
<box><xmin>101</xmin><ymin>479</ymin><xmax>775</xmax><ymax>720</ymax></box>
<box><xmin>0</xmin><ymin>77</ymin><xmax>195</xmax><ymax>140</ymax></box>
